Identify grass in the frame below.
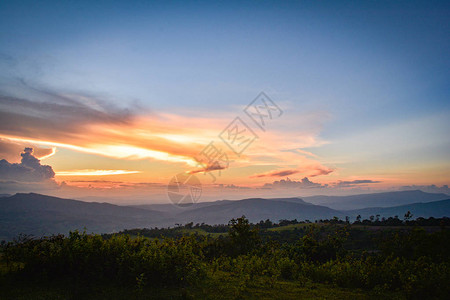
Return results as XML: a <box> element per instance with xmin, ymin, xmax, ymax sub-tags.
<box><xmin>267</xmin><ymin>223</ymin><xmax>318</xmax><ymax>232</ymax></box>
<box><xmin>177</xmin><ymin>228</ymin><xmax>226</xmax><ymax>237</ymax></box>
<box><xmin>0</xmin><ymin>270</ymin><xmax>401</xmax><ymax>300</ymax></box>
<box><xmin>188</xmin><ymin>271</ymin><xmax>399</xmax><ymax>300</ymax></box>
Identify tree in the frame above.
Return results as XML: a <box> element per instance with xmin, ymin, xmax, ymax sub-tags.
<box><xmin>404</xmin><ymin>211</ymin><xmax>413</xmax><ymax>222</ymax></box>
<box><xmin>228</xmin><ymin>216</ymin><xmax>260</xmax><ymax>256</ymax></box>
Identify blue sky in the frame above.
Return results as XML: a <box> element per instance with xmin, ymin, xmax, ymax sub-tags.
<box><xmin>0</xmin><ymin>0</ymin><xmax>449</xmax><ymax>201</ymax></box>
<box><xmin>1</xmin><ymin>1</ymin><xmax>448</xmax><ymax>113</ymax></box>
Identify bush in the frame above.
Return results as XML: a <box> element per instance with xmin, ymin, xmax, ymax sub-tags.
<box><xmin>7</xmin><ymin>231</ymin><xmax>206</xmax><ymax>287</ymax></box>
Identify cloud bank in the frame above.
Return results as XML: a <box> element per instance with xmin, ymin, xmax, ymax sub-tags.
<box><xmin>335</xmin><ymin>179</ymin><xmax>381</xmax><ymax>187</ymax></box>
<box><xmin>0</xmin><ymin>82</ymin><xmax>334</xmax><ymax>182</ymax></box>
<box><xmin>263</xmin><ymin>177</ymin><xmax>328</xmax><ymax>189</ymax></box>
<box><xmin>0</xmin><ymin>148</ymin><xmax>55</xmax><ymax>182</ymax></box>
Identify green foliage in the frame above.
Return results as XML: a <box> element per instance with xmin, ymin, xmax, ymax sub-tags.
<box><xmin>1</xmin><ymin>217</ymin><xmax>450</xmax><ymax>299</ymax></box>
<box><xmin>227</xmin><ymin>216</ymin><xmax>261</xmax><ymax>256</ymax></box>
<box><xmin>4</xmin><ymin>230</ymin><xmax>206</xmax><ymax>288</ymax></box>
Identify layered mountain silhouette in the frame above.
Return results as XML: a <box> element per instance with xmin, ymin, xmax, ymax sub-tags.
<box><xmin>300</xmin><ymin>190</ymin><xmax>449</xmax><ymax>210</ymax></box>
<box><xmin>175</xmin><ymin>198</ymin><xmax>342</xmax><ymax>225</ymax></box>
<box><xmin>1</xmin><ymin>191</ymin><xmax>449</xmax><ymax>240</ymax></box>
<box><xmin>0</xmin><ymin>193</ymin><xmax>172</xmax><ymax>240</ymax></box>
<box><xmin>348</xmin><ymin>198</ymin><xmax>450</xmax><ymax>219</ymax></box>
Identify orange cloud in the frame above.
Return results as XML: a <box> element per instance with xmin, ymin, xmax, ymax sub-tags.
<box><xmin>250</xmin><ymin>164</ymin><xmax>334</xmax><ymax>179</ymax></box>
<box><xmin>309</xmin><ymin>166</ymin><xmax>334</xmax><ymax>177</ymax></box>
<box><xmin>55</xmin><ymin>169</ymin><xmax>141</xmax><ymax>176</ymax></box>
<box><xmin>251</xmin><ymin>169</ymin><xmax>300</xmax><ymax>178</ymax></box>
<box><xmin>0</xmin><ymin>88</ymin><xmax>333</xmax><ymax>185</ymax></box>
<box><xmin>37</xmin><ymin>147</ymin><xmax>56</xmax><ymax>160</ymax></box>
<box><xmin>188</xmin><ymin>163</ymin><xmax>227</xmax><ymax>175</ymax></box>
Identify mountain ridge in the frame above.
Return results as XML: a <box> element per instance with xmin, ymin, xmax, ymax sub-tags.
<box><xmin>1</xmin><ymin>191</ymin><xmax>449</xmax><ymax>240</ymax></box>
<box><xmin>347</xmin><ymin>198</ymin><xmax>450</xmax><ymax>219</ymax></box>
<box><xmin>301</xmin><ymin>190</ymin><xmax>449</xmax><ymax>210</ymax></box>
<box><xmin>0</xmin><ymin>193</ymin><xmax>173</xmax><ymax>240</ymax></box>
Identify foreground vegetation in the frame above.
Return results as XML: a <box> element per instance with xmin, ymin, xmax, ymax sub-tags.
<box><xmin>1</xmin><ymin>216</ymin><xmax>449</xmax><ymax>299</ymax></box>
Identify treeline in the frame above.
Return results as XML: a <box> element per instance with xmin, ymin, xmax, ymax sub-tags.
<box><xmin>115</xmin><ymin>222</ymin><xmax>229</xmax><ymax>239</ymax></box>
<box><xmin>1</xmin><ymin>216</ymin><xmax>449</xmax><ymax>299</ymax></box>
<box><xmin>111</xmin><ymin>215</ymin><xmax>450</xmax><ymax>240</ymax></box>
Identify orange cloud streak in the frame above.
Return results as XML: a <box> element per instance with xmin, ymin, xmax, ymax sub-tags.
<box><xmin>37</xmin><ymin>147</ymin><xmax>56</xmax><ymax>160</ymax></box>
<box><xmin>55</xmin><ymin>169</ymin><xmax>141</xmax><ymax>176</ymax></box>
<box><xmin>0</xmin><ymin>103</ymin><xmax>333</xmax><ymax>182</ymax></box>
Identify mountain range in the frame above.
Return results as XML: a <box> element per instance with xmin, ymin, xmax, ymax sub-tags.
<box><xmin>0</xmin><ymin>193</ymin><xmax>172</xmax><ymax>240</ymax></box>
<box><xmin>300</xmin><ymin>190</ymin><xmax>449</xmax><ymax>210</ymax></box>
<box><xmin>0</xmin><ymin>190</ymin><xmax>449</xmax><ymax>240</ymax></box>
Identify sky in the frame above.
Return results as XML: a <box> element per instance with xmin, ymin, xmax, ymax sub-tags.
<box><xmin>0</xmin><ymin>1</ymin><xmax>449</xmax><ymax>203</ymax></box>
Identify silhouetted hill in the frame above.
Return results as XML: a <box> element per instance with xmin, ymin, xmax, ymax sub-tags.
<box><xmin>175</xmin><ymin>198</ymin><xmax>344</xmax><ymax>224</ymax></box>
<box><xmin>2</xmin><ymin>192</ymin><xmax>450</xmax><ymax>241</ymax></box>
<box><xmin>132</xmin><ymin>200</ymin><xmax>234</xmax><ymax>214</ymax></box>
<box><xmin>132</xmin><ymin>197</ymin><xmax>312</xmax><ymax>213</ymax></box>
<box><xmin>0</xmin><ymin>193</ymin><xmax>172</xmax><ymax>240</ymax></box>
<box><xmin>302</xmin><ymin>190</ymin><xmax>449</xmax><ymax>210</ymax></box>
<box><xmin>347</xmin><ymin>199</ymin><xmax>450</xmax><ymax>219</ymax></box>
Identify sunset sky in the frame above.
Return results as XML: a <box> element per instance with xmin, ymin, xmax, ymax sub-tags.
<box><xmin>0</xmin><ymin>1</ymin><xmax>449</xmax><ymax>203</ymax></box>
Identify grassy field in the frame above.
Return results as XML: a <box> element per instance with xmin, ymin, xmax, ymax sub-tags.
<box><xmin>267</xmin><ymin>223</ymin><xmax>318</xmax><ymax>232</ymax></box>
<box><xmin>177</xmin><ymin>228</ymin><xmax>226</xmax><ymax>237</ymax></box>
<box><xmin>0</xmin><ymin>271</ymin><xmax>399</xmax><ymax>300</ymax></box>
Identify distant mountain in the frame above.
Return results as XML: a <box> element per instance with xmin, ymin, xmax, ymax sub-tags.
<box><xmin>347</xmin><ymin>199</ymin><xmax>450</xmax><ymax>219</ymax></box>
<box><xmin>2</xmin><ymin>192</ymin><xmax>450</xmax><ymax>240</ymax></box>
<box><xmin>132</xmin><ymin>200</ymin><xmax>234</xmax><ymax>214</ymax></box>
<box><xmin>175</xmin><ymin>198</ymin><xmax>344</xmax><ymax>225</ymax></box>
<box><xmin>301</xmin><ymin>190</ymin><xmax>449</xmax><ymax>210</ymax></box>
<box><xmin>0</xmin><ymin>193</ymin><xmax>173</xmax><ymax>241</ymax></box>
<box><xmin>132</xmin><ymin>197</ymin><xmax>312</xmax><ymax>214</ymax></box>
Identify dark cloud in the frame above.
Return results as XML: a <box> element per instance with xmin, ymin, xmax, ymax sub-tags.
<box><xmin>263</xmin><ymin>177</ymin><xmax>328</xmax><ymax>189</ymax></box>
<box><xmin>251</xmin><ymin>166</ymin><xmax>334</xmax><ymax>178</ymax></box>
<box><xmin>335</xmin><ymin>179</ymin><xmax>381</xmax><ymax>187</ymax></box>
<box><xmin>0</xmin><ymin>80</ymin><xmax>138</xmax><ymax>144</ymax></box>
<box><xmin>0</xmin><ymin>94</ymin><xmax>132</xmax><ymax>137</ymax></box>
<box><xmin>188</xmin><ymin>163</ymin><xmax>227</xmax><ymax>175</ymax></box>
<box><xmin>0</xmin><ymin>148</ymin><xmax>55</xmax><ymax>182</ymax></box>
<box><xmin>309</xmin><ymin>167</ymin><xmax>334</xmax><ymax>177</ymax></box>
<box><xmin>251</xmin><ymin>169</ymin><xmax>300</xmax><ymax>178</ymax></box>
<box><xmin>216</xmin><ymin>184</ymin><xmax>251</xmax><ymax>190</ymax></box>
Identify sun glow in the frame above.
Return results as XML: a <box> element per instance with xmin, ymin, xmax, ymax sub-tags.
<box><xmin>55</xmin><ymin>169</ymin><xmax>141</xmax><ymax>176</ymax></box>
<box><xmin>0</xmin><ymin>134</ymin><xmax>198</xmax><ymax>166</ymax></box>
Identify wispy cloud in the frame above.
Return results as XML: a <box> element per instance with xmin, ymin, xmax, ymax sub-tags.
<box><xmin>251</xmin><ymin>164</ymin><xmax>334</xmax><ymax>179</ymax></box>
<box><xmin>0</xmin><ymin>82</ymin><xmax>334</xmax><ymax>185</ymax></box>
<box><xmin>251</xmin><ymin>169</ymin><xmax>300</xmax><ymax>178</ymax></box>
<box><xmin>334</xmin><ymin>179</ymin><xmax>381</xmax><ymax>187</ymax></box>
<box><xmin>55</xmin><ymin>169</ymin><xmax>141</xmax><ymax>176</ymax></box>
<box><xmin>188</xmin><ymin>164</ymin><xmax>227</xmax><ymax>175</ymax></box>
<box><xmin>281</xmin><ymin>148</ymin><xmax>318</xmax><ymax>158</ymax></box>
